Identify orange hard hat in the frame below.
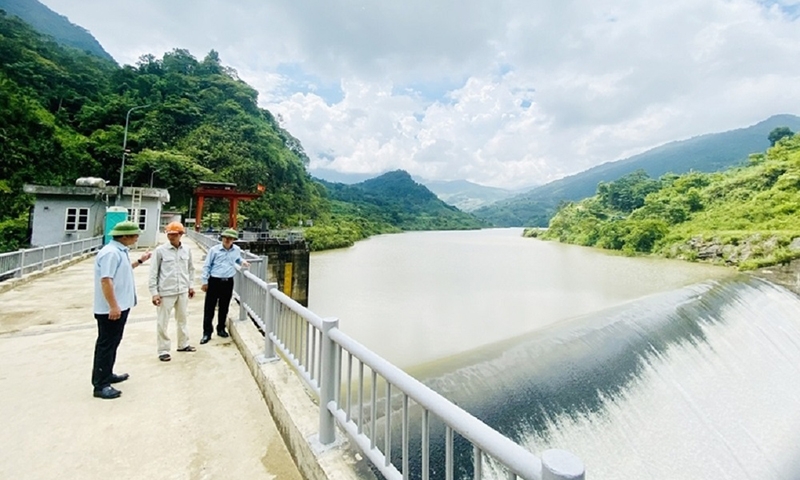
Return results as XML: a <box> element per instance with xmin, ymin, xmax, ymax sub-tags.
<box><xmin>165</xmin><ymin>221</ymin><xmax>186</xmax><ymax>234</ymax></box>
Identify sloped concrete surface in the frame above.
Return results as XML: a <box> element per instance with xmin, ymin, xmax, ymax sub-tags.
<box><xmin>0</xmin><ymin>237</ymin><xmax>302</xmax><ymax>480</ymax></box>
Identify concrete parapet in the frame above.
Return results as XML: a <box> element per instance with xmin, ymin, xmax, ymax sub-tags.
<box><xmin>228</xmin><ymin>314</ymin><xmax>377</xmax><ymax>480</ymax></box>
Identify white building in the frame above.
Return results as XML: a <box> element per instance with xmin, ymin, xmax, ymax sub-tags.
<box><xmin>23</xmin><ymin>182</ymin><xmax>170</xmax><ymax>248</ymax></box>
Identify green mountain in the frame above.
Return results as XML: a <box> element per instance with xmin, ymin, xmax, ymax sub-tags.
<box><xmin>0</xmin><ymin>0</ymin><xmax>114</xmax><ymax>61</ymax></box>
<box><xmin>0</xmin><ymin>12</ymin><xmax>323</xmax><ymax>251</ymax></box>
<box><xmin>319</xmin><ymin>170</ymin><xmax>487</xmax><ymax>231</ymax></box>
<box><xmin>474</xmin><ymin>114</ymin><xmax>800</xmax><ymax>227</ymax></box>
<box><xmin>0</xmin><ymin>12</ymin><xmax>489</xmax><ymax>252</ymax></box>
<box><xmin>535</xmin><ymin>133</ymin><xmax>800</xmax><ymax>270</ymax></box>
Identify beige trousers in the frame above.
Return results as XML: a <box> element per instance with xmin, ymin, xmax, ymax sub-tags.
<box><xmin>157</xmin><ymin>293</ymin><xmax>190</xmax><ymax>355</ymax></box>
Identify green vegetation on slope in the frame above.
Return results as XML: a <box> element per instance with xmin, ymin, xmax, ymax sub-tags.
<box><xmin>532</xmin><ymin>133</ymin><xmax>800</xmax><ymax>270</ymax></box>
<box><xmin>325</xmin><ymin>171</ymin><xmax>485</xmax><ymax>230</ymax></box>
<box><xmin>476</xmin><ymin>114</ymin><xmax>800</xmax><ymax>227</ymax></box>
<box><xmin>0</xmin><ymin>13</ymin><xmax>483</xmax><ymax>252</ymax></box>
<box><xmin>0</xmin><ymin>1</ymin><xmax>114</xmax><ymax>61</ymax></box>
<box><xmin>0</xmin><ymin>11</ymin><xmax>324</xmax><ymax>251</ymax></box>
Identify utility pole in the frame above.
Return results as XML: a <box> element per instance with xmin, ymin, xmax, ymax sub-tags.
<box><xmin>116</xmin><ymin>104</ymin><xmax>151</xmax><ymax>205</ymax></box>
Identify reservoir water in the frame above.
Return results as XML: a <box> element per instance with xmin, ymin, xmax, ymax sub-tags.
<box><xmin>308</xmin><ymin>228</ymin><xmax>734</xmax><ymax>367</ymax></box>
<box><xmin>307</xmin><ymin>228</ymin><xmax>800</xmax><ymax>479</ymax></box>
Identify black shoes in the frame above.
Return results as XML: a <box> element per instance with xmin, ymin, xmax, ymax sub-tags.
<box><xmin>109</xmin><ymin>373</ymin><xmax>129</xmax><ymax>384</ymax></box>
<box><xmin>200</xmin><ymin>329</ymin><xmax>227</xmax><ymax>344</ymax></box>
<box><xmin>93</xmin><ymin>385</ymin><xmax>121</xmax><ymax>399</ymax></box>
<box><xmin>95</xmin><ymin>375</ymin><xmax>127</xmax><ymax>399</ymax></box>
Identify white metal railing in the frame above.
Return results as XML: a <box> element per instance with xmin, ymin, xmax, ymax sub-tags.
<box><xmin>185</xmin><ymin>229</ymin><xmax>220</xmax><ymax>251</ymax></box>
<box><xmin>0</xmin><ymin>236</ymin><xmax>103</xmax><ymax>282</ymax></box>
<box><xmin>234</xmin><ymin>268</ymin><xmax>586</xmax><ymax>480</ymax></box>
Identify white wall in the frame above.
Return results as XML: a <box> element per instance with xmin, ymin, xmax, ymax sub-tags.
<box><xmin>30</xmin><ymin>191</ymin><xmax>167</xmax><ymax>248</ymax></box>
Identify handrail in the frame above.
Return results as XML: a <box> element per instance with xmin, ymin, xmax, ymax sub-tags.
<box><xmin>327</xmin><ymin>325</ymin><xmax>544</xmax><ymax>479</ymax></box>
<box><xmin>232</xmin><ymin>258</ymin><xmax>586</xmax><ymax>480</ymax></box>
<box><xmin>0</xmin><ymin>236</ymin><xmax>103</xmax><ymax>282</ymax></box>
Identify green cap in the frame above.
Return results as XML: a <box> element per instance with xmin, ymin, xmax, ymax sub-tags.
<box><xmin>221</xmin><ymin>228</ymin><xmax>238</xmax><ymax>239</ymax></box>
<box><xmin>109</xmin><ymin>220</ymin><xmax>141</xmax><ymax>236</ymax></box>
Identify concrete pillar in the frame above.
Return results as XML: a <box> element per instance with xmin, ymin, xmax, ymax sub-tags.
<box><xmin>240</xmin><ymin>240</ymin><xmax>309</xmax><ymax>307</ymax></box>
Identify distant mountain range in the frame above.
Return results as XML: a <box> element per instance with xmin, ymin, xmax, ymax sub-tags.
<box><xmin>414</xmin><ymin>178</ymin><xmax>526</xmax><ymax>212</ymax></box>
<box><xmin>311</xmin><ymin>171</ymin><xmax>537</xmax><ymax>212</ymax></box>
<box><xmin>317</xmin><ymin>170</ymin><xmax>486</xmax><ymax>230</ymax></box>
<box><xmin>314</xmin><ymin>115</ymin><xmax>800</xmax><ymax>222</ymax></box>
<box><xmin>0</xmin><ymin>0</ymin><xmax>114</xmax><ymax>61</ymax></box>
<box><xmin>473</xmin><ymin>114</ymin><xmax>800</xmax><ymax>227</ymax></box>
<box><xmin>8</xmin><ymin>0</ymin><xmax>797</xmax><ymax>232</ymax></box>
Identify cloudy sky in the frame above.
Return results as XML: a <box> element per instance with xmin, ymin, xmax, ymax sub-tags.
<box><xmin>38</xmin><ymin>0</ymin><xmax>800</xmax><ymax>189</ymax></box>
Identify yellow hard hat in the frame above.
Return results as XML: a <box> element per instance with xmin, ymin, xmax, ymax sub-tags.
<box><xmin>165</xmin><ymin>221</ymin><xmax>186</xmax><ymax>234</ymax></box>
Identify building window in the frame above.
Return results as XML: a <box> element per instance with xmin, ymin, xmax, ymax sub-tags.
<box><xmin>127</xmin><ymin>208</ymin><xmax>147</xmax><ymax>231</ymax></box>
<box><xmin>65</xmin><ymin>207</ymin><xmax>89</xmax><ymax>231</ymax></box>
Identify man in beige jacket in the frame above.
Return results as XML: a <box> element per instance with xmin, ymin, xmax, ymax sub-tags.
<box><xmin>149</xmin><ymin>221</ymin><xmax>196</xmax><ymax>361</ymax></box>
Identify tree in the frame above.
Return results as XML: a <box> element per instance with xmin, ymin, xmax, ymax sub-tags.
<box><xmin>596</xmin><ymin>170</ymin><xmax>661</xmax><ymax>213</ymax></box>
<box><xmin>768</xmin><ymin>126</ymin><xmax>794</xmax><ymax>146</ymax></box>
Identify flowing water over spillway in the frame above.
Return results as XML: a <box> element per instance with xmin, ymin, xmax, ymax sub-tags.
<box><xmin>415</xmin><ymin>278</ymin><xmax>800</xmax><ymax>479</ymax></box>
<box><xmin>309</xmin><ymin>230</ymin><xmax>799</xmax><ymax>478</ymax></box>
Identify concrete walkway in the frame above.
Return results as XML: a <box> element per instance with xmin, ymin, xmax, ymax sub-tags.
<box><xmin>0</xmin><ymin>236</ymin><xmax>302</xmax><ymax>480</ymax></box>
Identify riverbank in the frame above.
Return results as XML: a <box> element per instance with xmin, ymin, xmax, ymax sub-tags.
<box><xmin>749</xmin><ymin>259</ymin><xmax>800</xmax><ymax>296</ymax></box>
<box><xmin>524</xmin><ymin>228</ymin><xmax>800</xmax><ymax>296</ymax></box>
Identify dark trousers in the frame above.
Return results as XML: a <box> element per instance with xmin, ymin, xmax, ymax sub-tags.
<box><xmin>92</xmin><ymin>309</ymin><xmax>129</xmax><ymax>390</ymax></box>
<box><xmin>203</xmin><ymin>276</ymin><xmax>234</xmax><ymax>335</ymax></box>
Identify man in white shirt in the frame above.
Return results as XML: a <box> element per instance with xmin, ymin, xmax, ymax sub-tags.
<box><xmin>149</xmin><ymin>221</ymin><xmax>196</xmax><ymax>361</ymax></box>
<box><xmin>93</xmin><ymin>220</ymin><xmax>151</xmax><ymax>399</ymax></box>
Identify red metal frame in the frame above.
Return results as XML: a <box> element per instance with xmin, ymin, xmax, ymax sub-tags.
<box><xmin>193</xmin><ymin>183</ymin><xmax>262</xmax><ymax>231</ymax></box>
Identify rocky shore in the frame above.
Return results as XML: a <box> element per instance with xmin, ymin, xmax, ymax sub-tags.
<box><xmin>668</xmin><ymin>234</ymin><xmax>800</xmax><ymax>296</ymax></box>
<box><xmin>749</xmin><ymin>260</ymin><xmax>800</xmax><ymax>296</ymax></box>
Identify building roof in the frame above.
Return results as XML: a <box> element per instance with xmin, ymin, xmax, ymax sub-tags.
<box><xmin>23</xmin><ymin>184</ymin><xmax>170</xmax><ymax>203</ymax></box>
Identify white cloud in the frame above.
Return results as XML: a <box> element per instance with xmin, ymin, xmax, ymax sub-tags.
<box><xmin>38</xmin><ymin>0</ymin><xmax>800</xmax><ymax>188</ymax></box>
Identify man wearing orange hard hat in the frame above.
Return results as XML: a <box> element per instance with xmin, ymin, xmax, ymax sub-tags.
<box><xmin>148</xmin><ymin>221</ymin><xmax>196</xmax><ymax>361</ymax></box>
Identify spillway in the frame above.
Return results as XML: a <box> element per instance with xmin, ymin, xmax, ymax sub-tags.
<box><xmin>415</xmin><ymin>277</ymin><xmax>800</xmax><ymax>479</ymax></box>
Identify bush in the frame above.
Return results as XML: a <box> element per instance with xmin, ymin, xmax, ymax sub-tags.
<box><xmin>624</xmin><ymin>219</ymin><xmax>669</xmax><ymax>253</ymax></box>
<box><xmin>0</xmin><ymin>217</ymin><xmax>29</xmax><ymax>252</ymax></box>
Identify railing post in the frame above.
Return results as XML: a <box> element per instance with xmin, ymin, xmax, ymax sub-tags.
<box><xmin>541</xmin><ymin>449</ymin><xmax>585</xmax><ymax>480</ymax></box>
<box><xmin>263</xmin><ymin>282</ymin><xmax>278</xmax><ymax>359</ymax></box>
<box><xmin>319</xmin><ymin>316</ymin><xmax>339</xmax><ymax>445</ymax></box>
<box><xmin>259</xmin><ymin>255</ymin><xmax>268</xmax><ymax>282</ymax></box>
<box><xmin>237</xmin><ymin>268</ymin><xmax>247</xmax><ymax>322</ymax></box>
<box><xmin>18</xmin><ymin>249</ymin><xmax>25</xmax><ymax>278</ymax></box>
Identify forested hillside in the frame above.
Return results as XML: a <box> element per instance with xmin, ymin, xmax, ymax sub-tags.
<box><xmin>475</xmin><ymin>114</ymin><xmax>800</xmax><ymax>227</ymax></box>
<box><xmin>320</xmin><ymin>171</ymin><xmax>486</xmax><ymax>230</ymax></box>
<box><xmin>0</xmin><ymin>12</ymin><xmax>483</xmax><ymax>252</ymax></box>
<box><xmin>0</xmin><ymin>0</ymin><xmax>113</xmax><ymax>60</ymax></box>
<box><xmin>0</xmin><ymin>10</ymin><xmax>324</xmax><ymax>251</ymax></box>
<box><xmin>531</xmin><ymin>133</ymin><xmax>800</xmax><ymax>270</ymax></box>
